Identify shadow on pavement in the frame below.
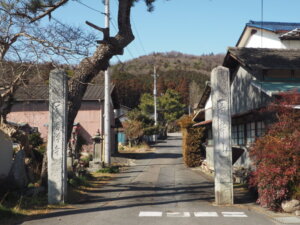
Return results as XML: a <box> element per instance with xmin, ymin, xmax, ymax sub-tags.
<box><xmin>115</xmin><ymin>152</ymin><xmax>182</xmax><ymax>160</ymax></box>
<box><xmin>24</xmin><ymin>182</ymin><xmax>214</xmax><ymax>223</ymax></box>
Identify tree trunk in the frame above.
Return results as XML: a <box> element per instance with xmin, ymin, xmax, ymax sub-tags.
<box><xmin>67</xmin><ymin>0</ymin><xmax>134</xmax><ymax>140</ymax></box>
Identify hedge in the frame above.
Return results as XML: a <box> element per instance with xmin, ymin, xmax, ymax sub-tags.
<box><xmin>178</xmin><ymin>115</ymin><xmax>206</xmax><ymax>167</ymax></box>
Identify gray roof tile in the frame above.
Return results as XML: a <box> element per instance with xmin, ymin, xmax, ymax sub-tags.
<box><xmin>13</xmin><ymin>85</ymin><xmax>105</xmax><ymax>101</ymax></box>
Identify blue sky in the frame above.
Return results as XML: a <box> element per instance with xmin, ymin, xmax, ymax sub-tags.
<box><xmin>53</xmin><ymin>0</ymin><xmax>300</xmax><ymax>63</ymax></box>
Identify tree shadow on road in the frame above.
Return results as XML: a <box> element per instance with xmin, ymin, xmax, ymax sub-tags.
<box><xmin>23</xmin><ymin>181</ymin><xmax>215</xmax><ymax>223</ymax></box>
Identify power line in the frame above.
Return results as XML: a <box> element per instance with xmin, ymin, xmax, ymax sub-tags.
<box><xmin>110</xmin><ymin>17</ymin><xmax>135</xmax><ymax>59</ymax></box>
<box><xmin>112</xmin><ymin>0</ymin><xmax>146</xmax><ymax>56</ymax></box>
<box><xmin>73</xmin><ymin>0</ymin><xmax>105</xmax><ymax>14</ymax></box>
<box><xmin>132</xmin><ymin>19</ymin><xmax>147</xmax><ymax>55</ymax></box>
<box><xmin>110</xmin><ymin>18</ymin><xmax>118</xmax><ymax>32</ymax></box>
<box><xmin>51</xmin><ymin>17</ymin><xmax>93</xmax><ymax>44</ymax></box>
<box><xmin>125</xmin><ymin>48</ymin><xmax>135</xmax><ymax>59</ymax></box>
<box><xmin>261</xmin><ymin>0</ymin><xmax>264</xmax><ymax>47</ymax></box>
<box><xmin>73</xmin><ymin>0</ymin><xmax>136</xmax><ymax>60</ymax></box>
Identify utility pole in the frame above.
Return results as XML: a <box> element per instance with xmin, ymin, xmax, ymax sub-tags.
<box><xmin>104</xmin><ymin>0</ymin><xmax>111</xmax><ymax>166</ymax></box>
<box><xmin>153</xmin><ymin>66</ymin><xmax>158</xmax><ymax>126</ymax></box>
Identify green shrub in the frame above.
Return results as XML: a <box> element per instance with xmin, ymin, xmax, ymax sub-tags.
<box><xmin>143</xmin><ymin>125</ymin><xmax>159</xmax><ymax>136</ymax></box>
<box><xmin>97</xmin><ymin>166</ymin><xmax>119</xmax><ymax>174</ymax></box>
<box><xmin>28</xmin><ymin>132</ymin><xmax>43</xmax><ymax>148</ymax></box>
<box><xmin>68</xmin><ymin>175</ymin><xmax>90</xmax><ymax>187</ymax></box>
<box><xmin>36</xmin><ymin>144</ymin><xmax>46</xmax><ymax>155</ymax></box>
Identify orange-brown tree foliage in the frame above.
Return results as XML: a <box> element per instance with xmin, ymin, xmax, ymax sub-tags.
<box><xmin>249</xmin><ymin>92</ymin><xmax>300</xmax><ymax>210</ymax></box>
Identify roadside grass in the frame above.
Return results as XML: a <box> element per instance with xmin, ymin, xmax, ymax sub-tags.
<box><xmin>0</xmin><ymin>203</ymin><xmax>24</xmax><ymax>218</ymax></box>
<box><xmin>0</xmin><ymin>192</ymin><xmax>50</xmax><ymax>225</ymax></box>
<box><xmin>97</xmin><ymin>166</ymin><xmax>120</xmax><ymax>174</ymax></box>
<box><xmin>118</xmin><ymin>143</ymin><xmax>155</xmax><ymax>153</ymax></box>
<box><xmin>69</xmin><ymin>175</ymin><xmax>91</xmax><ymax>187</ymax></box>
<box><xmin>0</xmin><ymin>169</ymin><xmax>120</xmax><ymax>224</ymax></box>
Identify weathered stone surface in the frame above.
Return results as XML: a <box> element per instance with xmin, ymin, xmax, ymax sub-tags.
<box><xmin>282</xmin><ymin>199</ymin><xmax>300</xmax><ymax>213</ymax></box>
<box><xmin>295</xmin><ymin>210</ymin><xmax>300</xmax><ymax>216</ymax></box>
<box><xmin>47</xmin><ymin>69</ymin><xmax>68</xmax><ymax>204</ymax></box>
<box><xmin>0</xmin><ymin>130</ymin><xmax>13</xmax><ymax>179</ymax></box>
<box><xmin>211</xmin><ymin>66</ymin><xmax>233</xmax><ymax>205</ymax></box>
<box><xmin>9</xmin><ymin>149</ymin><xmax>28</xmax><ymax>188</ymax></box>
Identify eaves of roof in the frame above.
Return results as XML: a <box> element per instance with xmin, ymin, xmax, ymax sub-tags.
<box><xmin>251</xmin><ymin>81</ymin><xmax>300</xmax><ymax>97</ymax></box>
<box><xmin>224</xmin><ymin>47</ymin><xmax>300</xmax><ymax>72</ymax></box>
<box><xmin>11</xmin><ymin>85</ymin><xmax>109</xmax><ymax>102</ymax></box>
<box><xmin>193</xmin><ymin>119</ymin><xmax>212</xmax><ymax>128</ymax></box>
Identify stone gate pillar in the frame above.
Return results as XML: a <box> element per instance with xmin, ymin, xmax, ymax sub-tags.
<box><xmin>211</xmin><ymin>66</ymin><xmax>233</xmax><ymax>205</ymax></box>
<box><xmin>47</xmin><ymin>69</ymin><xmax>68</xmax><ymax>204</ymax></box>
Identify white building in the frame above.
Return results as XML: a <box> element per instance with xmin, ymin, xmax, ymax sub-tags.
<box><xmin>237</xmin><ymin>20</ymin><xmax>300</xmax><ymax>49</ymax></box>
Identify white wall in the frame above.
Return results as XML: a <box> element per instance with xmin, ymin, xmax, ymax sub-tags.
<box><xmin>246</xmin><ymin>30</ymin><xmax>283</xmax><ymax>48</ymax></box>
<box><xmin>204</xmin><ymin>95</ymin><xmax>212</xmax><ymax>121</ymax></box>
<box><xmin>240</xmin><ymin>28</ymin><xmax>300</xmax><ymax>49</ymax></box>
<box><xmin>282</xmin><ymin>40</ymin><xmax>300</xmax><ymax>49</ymax></box>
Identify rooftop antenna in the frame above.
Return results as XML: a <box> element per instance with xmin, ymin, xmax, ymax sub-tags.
<box><xmin>261</xmin><ymin>0</ymin><xmax>264</xmax><ymax>47</ymax></box>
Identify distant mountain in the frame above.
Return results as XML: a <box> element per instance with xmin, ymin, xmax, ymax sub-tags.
<box><xmin>11</xmin><ymin>52</ymin><xmax>224</xmax><ymax>109</ymax></box>
<box><xmin>110</xmin><ymin>51</ymin><xmax>224</xmax><ymax>108</ymax></box>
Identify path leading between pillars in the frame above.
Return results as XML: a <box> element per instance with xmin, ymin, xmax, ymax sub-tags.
<box><xmin>22</xmin><ymin>133</ymin><xmax>275</xmax><ymax>225</ymax></box>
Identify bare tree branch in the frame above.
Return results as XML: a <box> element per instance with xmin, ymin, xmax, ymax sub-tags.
<box><xmin>30</xmin><ymin>0</ymin><xmax>69</xmax><ymax>23</ymax></box>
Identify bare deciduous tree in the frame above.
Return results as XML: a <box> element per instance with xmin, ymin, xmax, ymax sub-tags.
<box><xmin>20</xmin><ymin>0</ymin><xmax>156</xmax><ymax>139</ymax></box>
<box><xmin>0</xmin><ymin>0</ymin><xmax>97</xmax><ymax>123</ymax></box>
<box><xmin>2</xmin><ymin>0</ymin><xmax>158</xmax><ymax>140</ymax></box>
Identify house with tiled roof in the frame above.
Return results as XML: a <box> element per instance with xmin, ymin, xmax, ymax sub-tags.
<box><xmin>7</xmin><ymin>85</ymin><xmax>119</xmax><ymax>154</ymax></box>
<box><xmin>193</xmin><ymin>21</ymin><xmax>300</xmax><ymax>176</ymax></box>
<box><xmin>194</xmin><ymin>47</ymin><xmax>300</xmax><ymax>174</ymax></box>
<box><xmin>237</xmin><ymin>20</ymin><xmax>300</xmax><ymax>49</ymax></box>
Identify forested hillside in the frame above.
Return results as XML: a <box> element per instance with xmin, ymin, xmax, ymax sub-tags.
<box><xmin>111</xmin><ymin>51</ymin><xmax>224</xmax><ymax>108</ymax></box>
<box><xmin>4</xmin><ymin>52</ymin><xmax>224</xmax><ymax>110</ymax></box>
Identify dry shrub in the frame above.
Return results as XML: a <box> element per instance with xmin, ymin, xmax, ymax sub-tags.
<box><xmin>178</xmin><ymin>115</ymin><xmax>206</xmax><ymax>167</ymax></box>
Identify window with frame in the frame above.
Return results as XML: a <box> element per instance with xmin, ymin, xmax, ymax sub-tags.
<box><xmin>256</xmin><ymin>121</ymin><xmax>265</xmax><ymax>137</ymax></box>
<box><xmin>246</xmin><ymin>122</ymin><xmax>256</xmax><ymax>144</ymax></box>
<box><xmin>232</xmin><ymin>125</ymin><xmax>238</xmax><ymax>145</ymax></box>
<box><xmin>232</xmin><ymin>124</ymin><xmax>245</xmax><ymax>146</ymax></box>
<box><xmin>238</xmin><ymin>124</ymin><xmax>245</xmax><ymax>145</ymax></box>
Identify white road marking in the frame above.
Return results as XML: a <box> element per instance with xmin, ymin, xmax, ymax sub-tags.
<box><xmin>166</xmin><ymin>212</ymin><xmax>190</xmax><ymax>217</ymax></box>
<box><xmin>139</xmin><ymin>211</ymin><xmax>248</xmax><ymax>218</ymax></box>
<box><xmin>194</xmin><ymin>212</ymin><xmax>219</xmax><ymax>217</ymax></box>
<box><xmin>222</xmin><ymin>212</ymin><xmax>248</xmax><ymax>217</ymax></box>
<box><xmin>139</xmin><ymin>211</ymin><xmax>162</xmax><ymax>217</ymax></box>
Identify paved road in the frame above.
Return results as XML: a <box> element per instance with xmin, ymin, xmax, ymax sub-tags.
<box><xmin>23</xmin><ymin>133</ymin><xmax>277</xmax><ymax>225</ymax></box>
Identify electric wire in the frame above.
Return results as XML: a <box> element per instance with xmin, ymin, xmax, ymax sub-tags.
<box><xmin>73</xmin><ymin>0</ymin><xmax>105</xmax><ymax>15</ymax></box>
<box><xmin>110</xmin><ymin>18</ymin><xmax>135</xmax><ymax>59</ymax></box>
<box><xmin>72</xmin><ymin>0</ymin><xmax>140</xmax><ymax>60</ymax></box>
<box><xmin>113</xmin><ymin>0</ymin><xmax>147</xmax><ymax>56</ymax></box>
<box><xmin>70</xmin><ymin>0</ymin><xmax>135</xmax><ymax>64</ymax></box>
<box><xmin>132</xmin><ymin>19</ymin><xmax>147</xmax><ymax>55</ymax></box>
<box><xmin>261</xmin><ymin>0</ymin><xmax>264</xmax><ymax>47</ymax></box>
